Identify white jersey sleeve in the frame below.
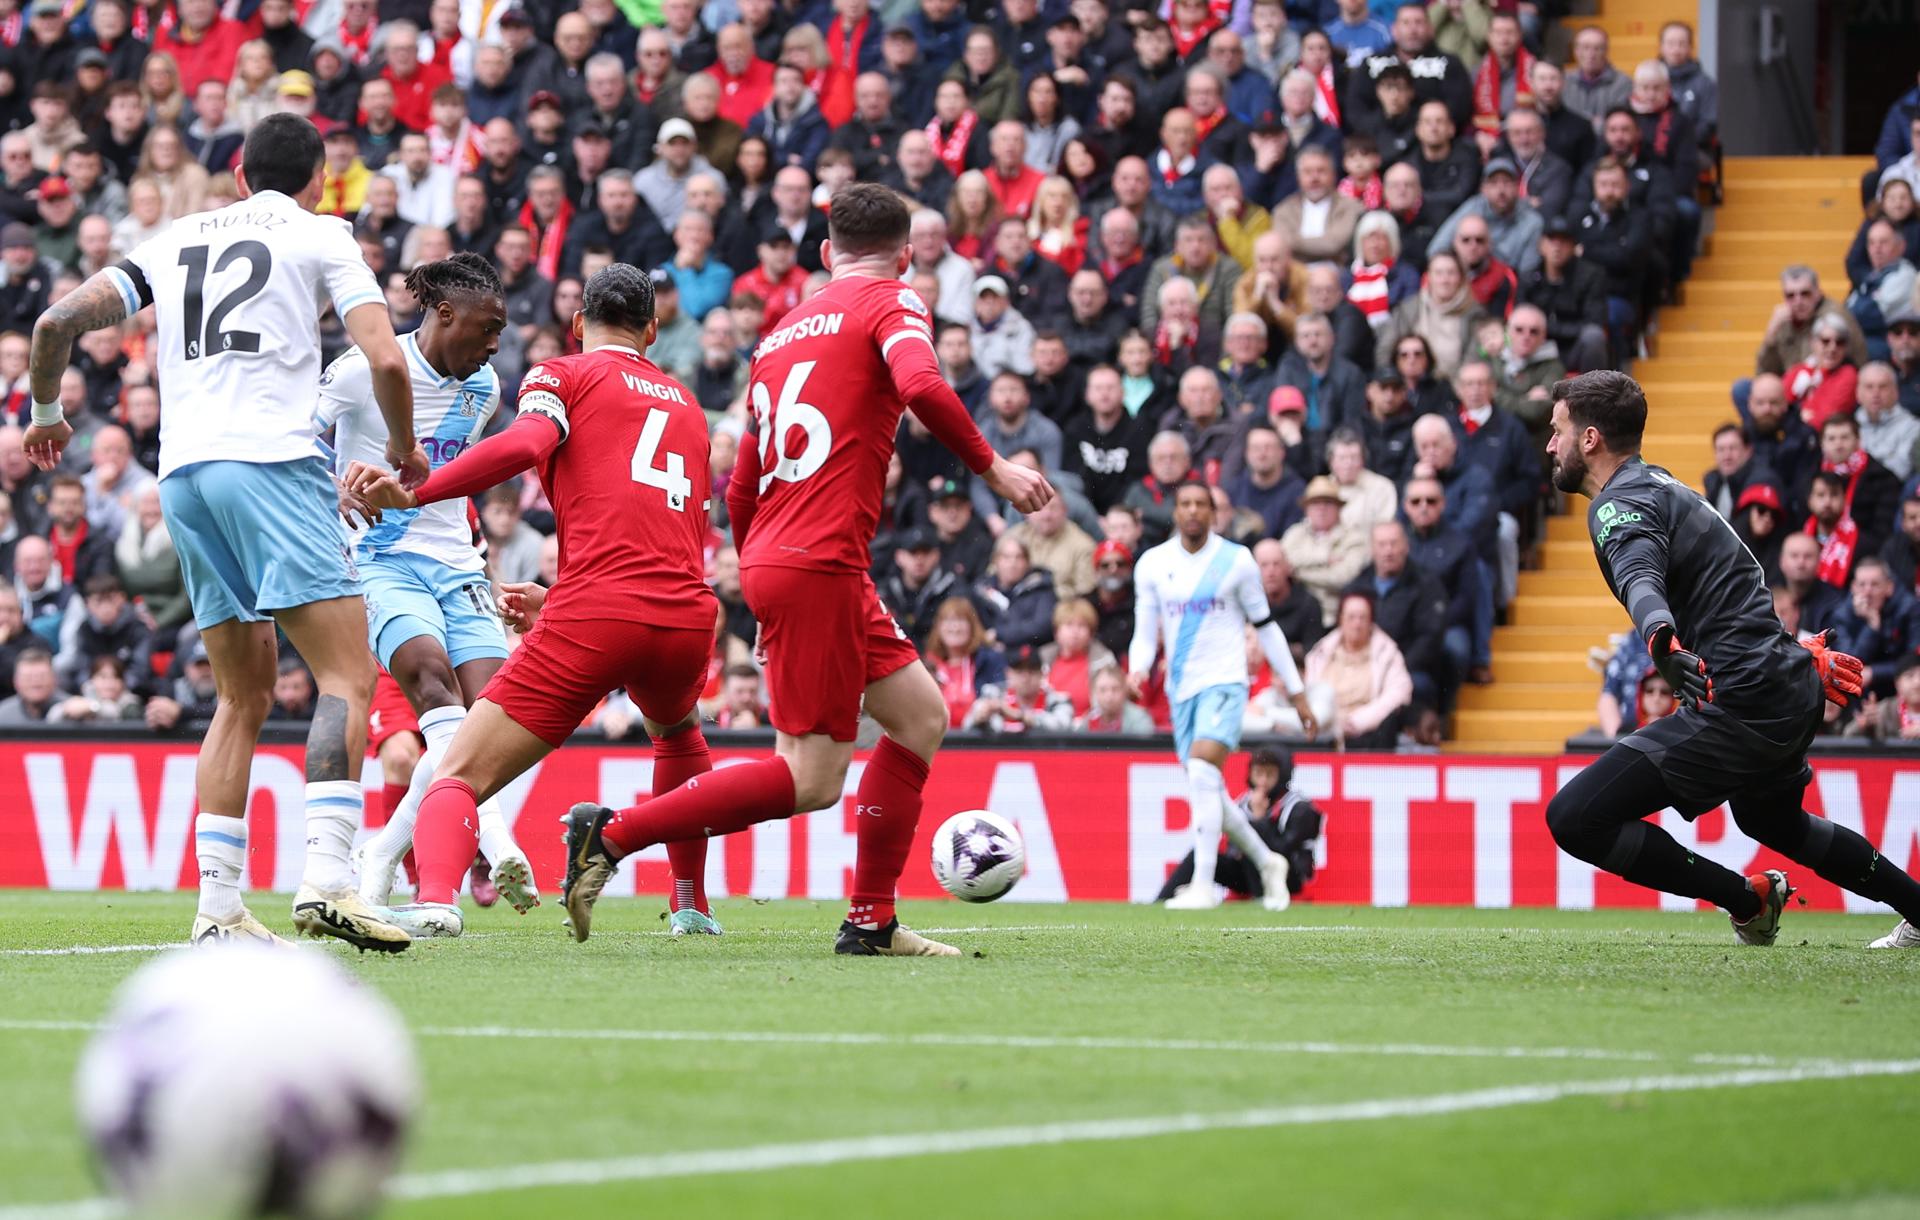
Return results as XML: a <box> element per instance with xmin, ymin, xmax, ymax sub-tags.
<box><xmin>314</xmin><ymin>345</ymin><xmax>373</xmax><ymax>437</ymax></box>
<box><xmin>318</xmin><ymin>219</ymin><xmax>384</xmax><ymax>318</ymax></box>
<box><xmin>1232</xmin><ymin>548</ymin><xmax>1304</xmax><ymax>696</ymax></box>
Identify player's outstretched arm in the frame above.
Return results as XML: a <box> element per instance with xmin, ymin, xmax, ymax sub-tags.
<box><xmin>23</xmin><ymin>270</ymin><xmax>131</xmax><ymax>469</ymax></box>
<box><xmin>341</xmin><ymin>302</ymin><xmax>426</xmax><ymax>486</ymax></box>
<box><xmin>885</xmin><ymin>322</ymin><xmax>1055</xmax><ymax>514</ymax></box>
<box><xmin>347</xmin><ymin>410</ymin><xmax>562</xmax><ymax>510</ymax></box>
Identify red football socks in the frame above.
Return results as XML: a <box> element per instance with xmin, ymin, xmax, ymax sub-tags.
<box><xmin>603</xmin><ymin>756</ymin><xmax>796</xmax><ymax>859</ymax></box>
<box><xmin>414</xmin><ymin>778</ymin><xmax>480</xmax><ymax>905</ymax></box>
<box><xmin>847</xmin><ymin>737</ymin><xmax>930</xmax><ymax>929</ymax></box>
<box><xmin>654</xmin><ymin>726</ymin><xmax>714</xmax><ymax>915</ymax></box>
<box><xmin>376</xmin><ymin>781</ymin><xmax>410</xmax><ymax>828</ymax></box>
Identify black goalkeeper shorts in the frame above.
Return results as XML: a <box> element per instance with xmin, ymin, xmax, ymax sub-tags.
<box><xmin>1613</xmin><ymin>667</ymin><xmax>1825</xmax><ymax>818</ymax></box>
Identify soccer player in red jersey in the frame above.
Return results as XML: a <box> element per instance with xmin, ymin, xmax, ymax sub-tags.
<box><xmin>346</xmin><ymin>265</ymin><xmax>724</xmax><ymax>936</ymax></box>
<box><xmin>561</xmin><ymin>184</ymin><xmax>1054</xmax><ymax>956</ymax></box>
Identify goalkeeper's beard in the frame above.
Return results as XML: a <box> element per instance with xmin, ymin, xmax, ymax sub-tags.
<box><xmin>1552</xmin><ymin>449</ymin><xmax>1587</xmax><ymax>495</ymax></box>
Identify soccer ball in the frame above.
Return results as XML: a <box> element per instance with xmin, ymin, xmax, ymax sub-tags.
<box><xmin>930</xmin><ymin>810</ymin><xmax>1025</xmax><ymax>903</ymax></box>
<box><xmin>75</xmin><ymin>944</ymin><xmax>419</xmax><ymax>1220</ymax></box>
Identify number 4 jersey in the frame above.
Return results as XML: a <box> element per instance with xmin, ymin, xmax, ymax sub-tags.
<box><xmin>512</xmin><ymin>345</ymin><xmax>716</xmax><ymax>628</ymax></box>
<box><xmin>739</xmin><ymin>274</ymin><xmax>991</xmax><ymax>574</ymax></box>
<box><xmin>106</xmin><ymin>189</ymin><xmax>385</xmax><ymax>479</ymax></box>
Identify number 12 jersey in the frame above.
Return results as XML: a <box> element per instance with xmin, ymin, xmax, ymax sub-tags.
<box><xmin>512</xmin><ymin>345</ymin><xmax>715</xmax><ymax>629</ymax></box>
<box><xmin>106</xmin><ymin>189</ymin><xmax>385</xmax><ymax>479</ymax></box>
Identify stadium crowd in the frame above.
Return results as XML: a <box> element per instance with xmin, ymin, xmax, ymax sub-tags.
<box><xmin>1587</xmin><ymin>72</ymin><xmax>1920</xmax><ymax>745</ymax></box>
<box><xmin>0</xmin><ymin>0</ymin><xmax>1744</xmax><ymax>748</ymax></box>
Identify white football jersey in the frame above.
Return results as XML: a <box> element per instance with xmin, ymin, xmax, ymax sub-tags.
<box><xmin>107</xmin><ymin>190</ymin><xmax>384</xmax><ymax>479</ymax></box>
<box><xmin>1129</xmin><ymin>533</ymin><xmax>1273</xmax><ymax>702</ymax></box>
<box><xmin>315</xmin><ymin>333</ymin><xmax>499</xmax><ymax>572</ymax></box>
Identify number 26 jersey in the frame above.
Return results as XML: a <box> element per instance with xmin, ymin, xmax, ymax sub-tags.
<box><xmin>513</xmin><ymin>345</ymin><xmax>717</xmax><ymax>630</ymax></box>
<box><xmin>107</xmin><ymin>189</ymin><xmax>384</xmax><ymax>479</ymax></box>
<box><xmin>741</xmin><ymin>275</ymin><xmax>936</xmax><ymax>574</ymax></box>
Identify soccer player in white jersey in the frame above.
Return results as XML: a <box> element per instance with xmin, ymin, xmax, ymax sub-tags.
<box><xmin>22</xmin><ymin>115</ymin><xmax>425</xmax><ymax>950</ymax></box>
<box><xmin>316</xmin><ymin>253</ymin><xmax>538</xmax><ymax>937</ymax></box>
<box><xmin>1128</xmin><ymin>480</ymin><xmax>1320</xmax><ymax>911</ymax></box>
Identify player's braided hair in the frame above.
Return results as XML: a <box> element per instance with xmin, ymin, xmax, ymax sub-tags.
<box><xmin>582</xmin><ymin>263</ymin><xmax>655</xmax><ymax>331</ymax></box>
<box><xmin>404</xmin><ymin>252</ymin><xmax>504</xmax><ymax>310</ymax></box>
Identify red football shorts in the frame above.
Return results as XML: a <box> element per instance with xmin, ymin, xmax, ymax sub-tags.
<box><xmin>481</xmin><ymin>617</ymin><xmax>712</xmax><ymax>748</ymax></box>
<box><xmin>743</xmin><ymin>565</ymin><xmax>920</xmax><ymax>742</ymax></box>
<box><xmin>367</xmin><ymin>670</ymin><xmax>420</xmax><ymax>752</ymax></box>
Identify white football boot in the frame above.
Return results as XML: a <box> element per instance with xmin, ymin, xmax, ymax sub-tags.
<box><xmin>1868</xmin><ymin>920</ymin><xmax>1920</xmax><ymax>950</ymax></box>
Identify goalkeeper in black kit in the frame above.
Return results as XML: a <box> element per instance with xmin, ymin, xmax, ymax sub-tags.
<box><xmin>1541</xmin><ymin>371</ymin><xmax>1920</xmax><ymax>949</ymax></box>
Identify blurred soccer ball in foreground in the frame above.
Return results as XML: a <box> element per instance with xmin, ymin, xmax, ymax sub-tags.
<box><xmin>76</xmin><ymin>944</ymin><xmax>418</xmax><ymax>1219</ymax></box>
<box><xmin>931</xmin><ymin>810</ymin><xmax>1026</xmax><ymax>903</ymax></box>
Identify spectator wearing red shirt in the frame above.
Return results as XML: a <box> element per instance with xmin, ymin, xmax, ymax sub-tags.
<box><xmin>734</xmin><ymin>224</ymin><xmax>809</xmax><ymax>337</ymax></box>
<box><xmin>984</xmin><ymin>120</ymin><xmax>1045</xmax><ymax>220</ymax></box>
<box><xmin>154</xmin><ymin>0</ymin><xmax>250</xmax><ymax>93</ymax></box>
<box><xmin>379</xmin><ymin>20</ymin><xmax>452</xmax><ymax>134</ymax></box>
<box><xmin>706</xmin><ymin>23</ymin><xmax>775</xmax><ymax>128</ymax></box>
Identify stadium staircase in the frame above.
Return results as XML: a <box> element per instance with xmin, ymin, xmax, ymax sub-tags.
<box><xmin>1449</xmin><ymin>153</ymin><xmax>1873</xmax><ymax>753</ymax></box>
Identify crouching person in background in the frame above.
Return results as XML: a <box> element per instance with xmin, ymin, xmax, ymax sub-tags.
<box><xmin>1153</xmin><ymin>747</ymin><xmax>1325</xmax><ymax>909</ymax></box>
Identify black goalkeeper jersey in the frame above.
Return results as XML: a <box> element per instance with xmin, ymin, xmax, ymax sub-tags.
<box><xmin>1588</xmin><ymin>457</ymin><xmax>1811</xmax><ymax>713</ymax></box>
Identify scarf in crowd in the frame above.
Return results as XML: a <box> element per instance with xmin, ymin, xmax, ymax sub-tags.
<box><xmin>1339</xmin><ymin>174</ymin><xmax>1383</xmax><ymax>210</ymax></box>
<box><xmin>1642</xmin><ymin>106</ymin><xmax>1676</xmax><ymax>161</ymax></box>
<box><xmin>1823</xmin><ymin>448</ymin><xmax>1869</xmax><ymax>517</ymax></box>
<box><xmin>1807</xmin><ymin>515</ymin><xmax>1858</xmax><ymax>589</ymax></box>
<box><xmin>826</xmin><ymin>14</ymin><xmax>868</xmax><ymax>73</ymax></box>
<box><xmin>431</xmin><ymin>119</ymin><xmax>484</xmax><ymax>174</ymax></box>
<box><xmin>1348</xmin><ymin>256</ymin><xmax>1393</xmax><ymax>328</ymax></box>
<box><xmin>1313</xmin><ymin>64</ymin><xmax>1342</xmax><ymax>128</ymax></box>
<box><xmin>0</xmin><ymin>12</ymin><xmax>19</xmax><ymax>46</ymax></box>
<box><xmin>518</xmin><ymin>196</ymin><xmax>575</xmax><ymax>282</ymax></box>
<box><xmin>1472</xmin><ymin>46</ymin><xmax>1535</xmax><ymax>135</ymax></box>
<box><xmin>1153</xmin><ymin>318</ymin><xmax>1198</xmax><ymax>367</ymax></box>
<box><xmin>1155</xmin><ymin>148</ymin><xmax>1196</xmax><ymax>186</ymax></box>
<box><xmin>1171</xmin><ymin>17</ymin><xmax>1222</xmax><ymax>61</ymax></box>
<box><xmin>926</xmin><ymin>110</ymin><xmax>978</xmax><ymax>178</ymax></box>
<box><xmin>338</xmin><ymin>17</ymin><xmax>377</xmax><ymax>65</ymax></box>
<box><xmin>1193</xmin><ymin>107</ymin><xmax>1226</xmax><ymax>146</ymax></box>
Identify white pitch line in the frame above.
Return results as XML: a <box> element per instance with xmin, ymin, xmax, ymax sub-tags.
<box><xmin>385</xmin><ymin>1058</ymin><xmax>1920</xmax><ymax>1201</ymax></box>
<box><xmin>0</xmin><ymin>944</ymin><xmax>178</xmax><ymax>957</ymax></box>
<box><xmin>9</xmin><ymin>1057</ymin><xmax>1911</xmax><ymax>1218</ymax></box>
<box><xmin>0</xmin><ymin>1017</ymin><xmax>1806</xmax><ymax>1070</ymax></box>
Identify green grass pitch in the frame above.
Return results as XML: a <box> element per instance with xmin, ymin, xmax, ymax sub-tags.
<box><xmin>2</xmin><ymin>894</ymin><xmax>1917</xmax><ymax>1219</ymax></box>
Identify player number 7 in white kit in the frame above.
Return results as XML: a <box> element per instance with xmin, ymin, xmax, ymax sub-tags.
<box><xmin>630</xmin><ymin>407</ymin><xmax>693</xmax><ymax>512</ymax></box>
<box><xmin>750</xmin><ymin>360</ymin><xmax>834</xmax><ymax>493</ymax></box>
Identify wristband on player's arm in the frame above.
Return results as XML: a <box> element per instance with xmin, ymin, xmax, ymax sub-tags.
<box><xmin>29</xmin><ymin>400</ymin><xmax>62</xmax><ymax>427</ymax></box>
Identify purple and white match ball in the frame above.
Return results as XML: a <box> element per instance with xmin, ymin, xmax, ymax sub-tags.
<box><xmin>75</xmin><ymin>943</ymin><xmax>418</xmax><ymax>1219</ymax></box>
<box><xmin>930</xmin><ymin>809</ymin><xmax>1026</xmax><ymax>903</ymax></box>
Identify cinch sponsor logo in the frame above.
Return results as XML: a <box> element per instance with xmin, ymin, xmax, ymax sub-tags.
<box><xmin>1169</xmin><ymin>598</ymin><xmax>1228</xmax><ymax>615</ymax></box>
<box><xmin>755</xmin><ymin>312</ymin><xmax>845</xmax><ymax>358</ymax></box>
<box><xmin>620</xmin><ymin>371</ymin><xmax>689</xmax><ymax>404</ymax></box>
